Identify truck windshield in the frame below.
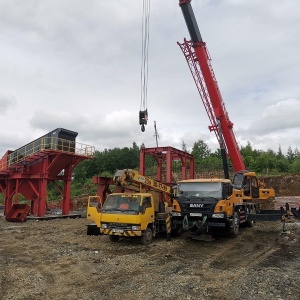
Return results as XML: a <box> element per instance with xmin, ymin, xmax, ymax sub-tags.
<box><xmin>177</xmin><ymin>182</ymin><xmax>222</xmax><ymax>199</ymax></box>
<box><xmin>102</xmin><ymin>195</ymin><xmax>141</xmax><ymax>215</ymax></box>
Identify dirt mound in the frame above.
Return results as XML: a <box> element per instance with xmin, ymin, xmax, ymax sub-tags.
<box><xmin>72</xmin><ymin>195</ymin><xmax>89</xmax><ymax>211</ymax></box>
<box><xmin>257</xmin><ymin>174</ymin><xmax>300</xmax><ymax>210</ymax></box>
<box><xmin>260</xmin><ymin>174</ymin><xmax>300</xmax><ymax>196</ymax></box>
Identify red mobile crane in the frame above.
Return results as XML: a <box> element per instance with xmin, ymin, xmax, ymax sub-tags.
<box><xmin>178</xmin><ymin>0</ymin><xmax>245</xmax><ymax>174</ymax></box>
<box><xmin>173</xmin><ymin>1</ymin><xmax>276</xmax><ymax>236</ymax></box>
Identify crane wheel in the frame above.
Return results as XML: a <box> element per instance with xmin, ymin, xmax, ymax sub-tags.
<box><xmin>229</xmin><ymin>211</ymin><xmax>240</xmax><ymax>237</ymax></box>
<box><xmin>245</xmin><ymin>219</ymin><xmax>254</xmax><ymax>227</ymax></box>
<box><xmin>140</xmin><ymin>228</ymin><xmax>153</xmax><ymax>245</ymax></box>
<box><xmin>245</xmin><ymin>208</ymin><xmax>255</xmax><ymax>227</ymax></box>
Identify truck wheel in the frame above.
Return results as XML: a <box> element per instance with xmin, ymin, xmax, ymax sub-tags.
<box><xmin>230</xmin><ymin>211</ymin><xmax>240</xmax><ymax>237</ymax></box>
<box><xmin>172</xmin><ymin>225</ymin><xmax>183</xmax><ymax>237</ymax></box>
<box><xmin>140</xmin><ymin>228</ymin><xmax>153</xmax><ymax>245</ymax></box>
<box><xmin>109</xmin><ymin>235</ymin><xmax>119</xmax><ymax>242</ymax></box>
<box><xmin>245</xmin><ymin>208</ymin><xmax>254</xmax><ymax>227</ymax></box>
<box><xmin>245</xmin><ymin>219</ymin><xmax>254</xmax><ymax>227</ymax></box>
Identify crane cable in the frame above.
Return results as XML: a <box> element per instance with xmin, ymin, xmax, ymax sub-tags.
<box><xmin>139</xmin><ymin>0</ymin><xmax>150</xmax><ymax>132</ymax></box>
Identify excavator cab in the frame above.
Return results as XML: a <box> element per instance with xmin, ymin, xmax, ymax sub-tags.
<box><xmin>139</xmin><ymin>109</ymin><xmax>148</xmax><ymax>132</ymax></box>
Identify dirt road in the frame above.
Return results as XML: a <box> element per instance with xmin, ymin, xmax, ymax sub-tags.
<box><xmin>0</xmin><ymin>214</ymin><xmax>299</xmax><ymax>300</ymax></box>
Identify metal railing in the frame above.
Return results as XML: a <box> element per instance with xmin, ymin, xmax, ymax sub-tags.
<box><xmin>0</xmin><ymin>137</ymin><xmax>95</xmax><ymax>171</ymax></box>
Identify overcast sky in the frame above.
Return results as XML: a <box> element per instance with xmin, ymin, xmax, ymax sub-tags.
<box><xmin>1</xmin><ymin>0</ymin><xmax>300</xmax><ymax>157</ymax></box>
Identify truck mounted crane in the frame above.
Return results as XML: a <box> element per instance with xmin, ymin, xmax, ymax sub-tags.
<box><xmin>87</xmin><ymin>169</ymin><xmax>183</xmax><ymax>245</ymax></box>
<box><xmin>174</xmin><ymin>0</ymin><xmax>275</xmax><ymax>236</ymax></box>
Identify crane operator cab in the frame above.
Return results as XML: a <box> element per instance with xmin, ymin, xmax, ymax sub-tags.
<box><xmin>139</xmin><ymin>109</ymin><xmax>148</xmax><ymax>132</ymax></box>
<box><xmin>232</xmin><ymin>171</ymin><xmax>259</xmax><ymax>198</ymax></box>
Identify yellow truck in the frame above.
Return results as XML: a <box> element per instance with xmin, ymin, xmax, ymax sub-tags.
<box><xmin>87</xmin><ymin>169</ymin><xmax>275</xmax><ymax>242</ymax></box>
<box><xmin>87</xmin><ymin>169</ymin><xmax>182</xmax><ymax>245</ymax></box>
<box><xmin>174</xmin><ymin>170</ymin><xmax>275</xmax><ymax>236</ymax></box>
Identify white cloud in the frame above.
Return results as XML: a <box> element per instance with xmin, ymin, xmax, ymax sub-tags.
<box><xmin>0</xmin><ymin>0</ymin><xmax>299</xmax><ymax>158</ymax></box>
<box><xmin>236</xmin><ymin>99</ymin><xmax>300</xmax><ymax>153</ymax></box>
<box><xmin>0</xmin><ymin>92</ymin><xmax>17</xmax><ymax>113</ymax></box>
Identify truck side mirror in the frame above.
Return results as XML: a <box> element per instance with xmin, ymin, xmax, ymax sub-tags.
<box><xmin>229</xmin><ymin>185</ymin><xmax>233</xmax><ymax>195</ymax></box>
<box><xmin>223</xmin><ymin>184</ymin><xmax>233</xmax><ymax>198</ymax></box>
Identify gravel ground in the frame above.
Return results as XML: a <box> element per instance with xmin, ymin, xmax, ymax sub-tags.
<box><xmin>0</xmin><ymin>212</ymin><xmax>300</xmax><ymax>300</ymax></box>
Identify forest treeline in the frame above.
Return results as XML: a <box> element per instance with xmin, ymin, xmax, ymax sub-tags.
<box><xmin>73</xmin><ymin>140</ymin><xmax>300</xmax><ymax>186</ymax></box>
<box><xmin>2</xmin><ymin>140</ymin><xmax>298</xmax><ymax>202</ymax></box>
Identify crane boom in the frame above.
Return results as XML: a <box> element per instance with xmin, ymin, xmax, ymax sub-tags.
<box><xmin>178</xmin><ymin>0</ymin><xmax>245</xmax><ymax>172</ymax></box>
<box><xmin>113</xmin><ymin>169</ymin><xmax>173</xmax><ymax>206</ymax></box>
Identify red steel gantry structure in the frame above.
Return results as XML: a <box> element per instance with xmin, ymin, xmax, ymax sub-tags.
<box><xmin>92</xmin><ymin>147</ymin><xmax>194</xmax><ymax>205</ymax></box>
<box><xmin>139</xmin><ymin>146</ymin><xmax>195</xmax><ymax>185</ymax></box>
<box><xmin>0</xmin><ymin>130</ymin><xmax>95</xmax><ymax>218</ymax></box>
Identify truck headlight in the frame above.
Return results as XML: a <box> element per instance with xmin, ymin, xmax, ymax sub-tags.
<box><xmin>131</xmin><ymin>225</ymin><xmax>141</xmax><ymax>231</ymax></box>
<box><xmin>212</xmin><ymin>213</ymin><xmax>225</xmax><ymax>218</ymax></box>
<box><xmin>101</xmin><ymin>223</ymin><xmax>108</xmax><ymax>229</ymax></box>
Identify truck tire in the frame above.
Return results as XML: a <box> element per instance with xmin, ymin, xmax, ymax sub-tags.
<box><xmin>109</xmin><ymin>235</ymin><xmax>120</xmax><ymax>242</ymax></box>
<box><xmin>229</xmin><ymin>211</ymin><xmax>240</xmax><ymax>237</ymax></box>
<box><xmin>140</xmin><ymin>228</ymin><xmax>153</xmax><ymax>245</ymax></box>
<box><xmin>245</xmin><ymin>219</ymin><xmax>254</xmax><ymax>227</ymax></box>
<box><xmin>171</xmin><ymin>225</ymin><xmax>183</xmax><ymax>237</ymax></box>
<box><xmin>245</xmin><ymin>208</ymin><xmax>254</xmax><ymax>227</ymax></box>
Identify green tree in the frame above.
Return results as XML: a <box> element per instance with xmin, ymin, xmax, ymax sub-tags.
<box><xmin>277</xmin><ymin>145</ymin><xmax>284</xmax><ymax>158</ymax></box>
<box><xmin>182</xmin><ymin>140</ymin><xmax>188</xmax><ymax>153</ymax></box>
<box><xmin>286</xmin><ymin>146</ymin><xmax>294</xmax><ymax>162</ymax></box>
<box><xmin>291</xmin><ymin>157</ymin><xmax>300</xmax><ymax>174</ymax></box>
<box><xmin>191</xmin><ymin>140</ymin><xmax>210</xmax><ymax>162</ymax></box>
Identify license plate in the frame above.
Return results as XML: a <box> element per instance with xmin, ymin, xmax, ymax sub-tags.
<box><xmin>190</xmin><ymin>213</ymin><xmax>202</xmax><ymax>217</ymax></box>
<box><xmin>112</xmin><ymin>229</ymin><xmax>124</xmax><ymax>233</ymax></box>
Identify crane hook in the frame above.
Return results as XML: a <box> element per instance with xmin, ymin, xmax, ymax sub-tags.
<box><xmin>139</xmin><ymin>109</ymin><xmax>148</xmax><ymax>133</ymax></box>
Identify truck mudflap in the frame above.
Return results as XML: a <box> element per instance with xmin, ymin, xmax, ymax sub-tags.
<box><xmin>101</xmin><ymin>228</ymin><xmax>142</xmax><ymax>237</ymax></box>
<box><xmin>87</xmin><ymin>223</ymin><xmax>101</xmax><ymax>236</ymax></box>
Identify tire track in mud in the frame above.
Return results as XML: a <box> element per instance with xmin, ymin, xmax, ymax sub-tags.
<box><xmin>160</xmin><ymin>226</ymin><xmax>284</xmax><ymax>299</ymax></box>
<box><xmin>1</xmin><ymin>216</ymin><xmax>299</xmax><ymax>300</ymax></box>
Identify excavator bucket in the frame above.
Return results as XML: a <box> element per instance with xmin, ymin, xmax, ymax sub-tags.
<box><xmin>5</xmin><ymin>204</ymin><xmax>30</xmax><ymax>222</ymax></box>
